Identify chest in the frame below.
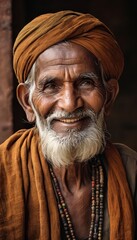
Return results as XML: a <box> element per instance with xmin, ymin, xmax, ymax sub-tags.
<box><xmin>60</xmin><ymin>185</ymin><xmax>92</xmax><ymax>239</ymax></box>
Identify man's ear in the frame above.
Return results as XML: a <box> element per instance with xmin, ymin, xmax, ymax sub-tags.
<box><xmin>16</xmin><ymin>83</ymin><xmax>35</xmax><ymax>122</ymax></box>
<box><xmin>104</xmin><ymin>79</ymin><xmax>119</xmax><ymax>116</ymax></box>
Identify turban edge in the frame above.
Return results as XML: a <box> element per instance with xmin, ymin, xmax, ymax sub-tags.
<box><xmin>13</xmin><ymin>10</ymin><xmax>124</xmax><ymax>83</ymax></box>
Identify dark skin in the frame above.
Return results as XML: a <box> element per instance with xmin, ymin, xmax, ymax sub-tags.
<box><xmin>54</xmin><ymin>162</ymin><xmax>93</xmax><ymax>239</ymax></box>
<box><xmin>17</xmin><ymin>42</ymin><xmax>119</xmax><ymax>239</ymax></box>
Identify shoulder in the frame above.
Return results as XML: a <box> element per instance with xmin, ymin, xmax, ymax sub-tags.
<box><xmin>0</xmin><ymin>128</ymin><xmax>37</xmax><ymax>152</ymax></box>
<box><xmin>114</xmin><ymin>143</ymin><xmax>137</xmax><ymax>195</ymax></box>
<box><xmin>113</xmin><ymin>144</ymin><xmax>137</xmax><ymax>237</ymax></box>
<box><xmin>114</xmin><ymin>143</ymin><xmax>137</xmax><ymax>167</ymax></box>
<box><xmin>0</xmin><ymin>128</ymin><xmax>38</xmax><ymax>169</ymax></box>
<box><xmin>114</xmin><ymin>143</ymin><xmax>137</xmax><ymax>163</ymax></box>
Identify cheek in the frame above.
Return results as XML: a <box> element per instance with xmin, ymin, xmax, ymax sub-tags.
<box><xmin>32</xmin><ymin>93</ymin><xmax>56</xmax><ymax>117</ymax></box>
<box><xmin>83</xmin><ymin>90</ymin><xmax>105</xmax><ymax>113</ymax></box>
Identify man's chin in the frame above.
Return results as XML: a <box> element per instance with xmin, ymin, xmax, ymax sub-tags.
<box><xmin>39</xmin><ymin>130</ymin><xmax>105</xmax><ymax>168</ymax></box>
<box><xmin>50</xmin><ymin>124</ymin><xmax>85</xmax><ymax>138</ymax></box>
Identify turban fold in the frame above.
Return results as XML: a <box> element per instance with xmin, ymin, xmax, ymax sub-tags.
<box><xmin>13</xmin><ymin>10</ymin><xmax>124</xmax><ymax>83</ymax></box>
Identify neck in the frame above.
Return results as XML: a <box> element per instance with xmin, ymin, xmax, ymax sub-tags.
<box><xmin>53</xmin><ymin>161</ymin><xmax>92</xmax><ymax>193</ymax></box>
<box><xmin>49</xmin><ymin>156</ymin><xmax>105</xmax><ymax>240</ymax></box>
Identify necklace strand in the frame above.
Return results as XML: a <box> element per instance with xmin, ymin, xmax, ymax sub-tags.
<box><xmin>49</xmin><ymin>157</ymin><xmax>104</xmax><ymax>240</ymax></box>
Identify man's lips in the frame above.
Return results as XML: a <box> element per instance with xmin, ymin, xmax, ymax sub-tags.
<box><xmin>50</xmin><ymin>116</ymin><xmax>90</xmax><ymax>129</ymax></box>
<box><xmin>49</xmin><ymin>116</ymin><xmax>91</xmax><ymax>134</ymax></box>
<box><xmin>58</xmin><ymin>117</ymin><xmax>82</xmax><ymax>123</ymax></box>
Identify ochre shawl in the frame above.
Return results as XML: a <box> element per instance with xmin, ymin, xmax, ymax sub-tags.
<box><xmin>0</xmin><ymin>128</ymin><xmax>134</xmax><ymax>239</ymax></box>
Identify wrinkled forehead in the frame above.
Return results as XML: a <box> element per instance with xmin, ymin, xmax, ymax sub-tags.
<box><xmin>35</xmin><ymin>42</ymin><xmax>100</xmax><ymax>74</ymax></box>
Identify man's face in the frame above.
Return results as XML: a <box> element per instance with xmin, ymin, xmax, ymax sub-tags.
<box><xmin>32</xmin><ymin>42</ymin><xmax>106</xmax><ymax>136</ymax></box>
<box><xmin>28</xmin><ymin>42</ymin><xmax>107</xmax><ymax>167</ymax></box>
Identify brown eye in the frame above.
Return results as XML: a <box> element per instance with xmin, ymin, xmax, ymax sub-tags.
<box><xmin>42</xmin><ymin>79</ymin><xmax>62</xmax><ymax>95</ymax></box>
<box><xmin>44</xmin><ymin>81</ymin><xmax>57</xmax><ymax>90</ymax></box>
<box><xmin>78</xmin><ymin>78</ymin><xmax>95</xmax><ymax>90</ymax></box>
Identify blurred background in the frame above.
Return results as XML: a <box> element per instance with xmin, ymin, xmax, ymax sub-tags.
<box><xmin>0</xmin><ymin>0</ymin><xmax>137</xmax><ymax>150</ymax></box>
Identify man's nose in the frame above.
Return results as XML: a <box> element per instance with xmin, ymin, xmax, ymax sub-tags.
<box><xmin>57</xmin><ymin>84</ymin><xmax>84</xmax><ymax>112</ymax></box>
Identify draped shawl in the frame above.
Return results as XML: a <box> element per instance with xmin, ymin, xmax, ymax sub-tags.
<box><xmin>0</xmin><ymin>128</ymin><xmax>134</xmax><ymax>239</ymax></box>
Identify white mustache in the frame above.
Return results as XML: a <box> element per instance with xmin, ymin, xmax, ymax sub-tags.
<box><xmin>46</xmin><ymin>109</ymin><xmax>97</xmax><ymax>128</ymax></box>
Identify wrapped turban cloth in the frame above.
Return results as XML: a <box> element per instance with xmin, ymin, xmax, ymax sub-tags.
<box><xmin>13</xmin><ymin>10</ymin><xmax>124</xmax><ymax>83</ymax></box>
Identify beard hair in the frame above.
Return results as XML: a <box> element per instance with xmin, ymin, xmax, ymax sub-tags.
<box><xmin>32</xmin><ymin>106</ymin><xmax>106</xmax><ymax>168</ymax></box>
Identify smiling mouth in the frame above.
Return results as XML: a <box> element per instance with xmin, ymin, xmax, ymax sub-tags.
<box><xmin>50</xmin><ymin>116</ymin><xmax>91</xmax><ymax>133</ymax></box>
<box><xmin>59</xmin><ymin>117</ymin><xmax>82</xmax><ymax>123</ymax></box>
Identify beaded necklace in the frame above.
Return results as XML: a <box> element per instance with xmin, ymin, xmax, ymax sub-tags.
<box><xmin>49</xmin><ymin>156</ymin><xmax>105</xmax><ymax>240</ymax></box>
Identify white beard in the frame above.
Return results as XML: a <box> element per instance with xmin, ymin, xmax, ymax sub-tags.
<box><xmin>31</xmin><ymin>105</ymin><xmax>106</xmax><ymax>168</ymax></box>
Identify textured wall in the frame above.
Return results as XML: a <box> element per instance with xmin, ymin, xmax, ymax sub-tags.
<box><xmin>0</xmin><ymin>0</ymin><xmax>13</xmax><ymax>143</ymax></box>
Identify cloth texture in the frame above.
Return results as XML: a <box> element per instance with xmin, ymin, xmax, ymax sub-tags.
<box><xmin>0</xmin><ymin>128</ymin><xmax>135</xmax><ymax>239</ymax></box>
<box><xmin>13</xmin><ymin>10</ymin><xmax>124</xmax><ymax>83</ymax></box>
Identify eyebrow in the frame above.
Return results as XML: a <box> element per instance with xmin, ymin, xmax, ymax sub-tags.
<box><xmin>79</xmin><ymin>72</ymin><xmax>99</xmax><ymax>80</ymax></box>
<box><xmin>37</xmin><ymin>76</ymin><xmax>57</xmax><ymax>87</ymax></box>
<box><xmin>37</xmin><ymin>72</ymin><xmax>99</xmax><ymax>86</ymax></box>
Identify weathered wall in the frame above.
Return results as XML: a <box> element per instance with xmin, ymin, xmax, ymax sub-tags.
<box><xmin>0</xmin><ymin>0</ymin><xmax>13</xmax><ymax>143</ymax></box>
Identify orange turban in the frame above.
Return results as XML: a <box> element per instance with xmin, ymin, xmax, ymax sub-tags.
<box><xmin>13</xmin><ymin>10</ymin><xmax>124</xmax><ymax>83</ymax></box>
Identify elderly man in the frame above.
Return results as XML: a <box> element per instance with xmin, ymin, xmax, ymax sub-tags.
<box><xmin>0</xmin><ymin>10</ymin><xmax>136</xmax><ymax>240</ymax></box>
